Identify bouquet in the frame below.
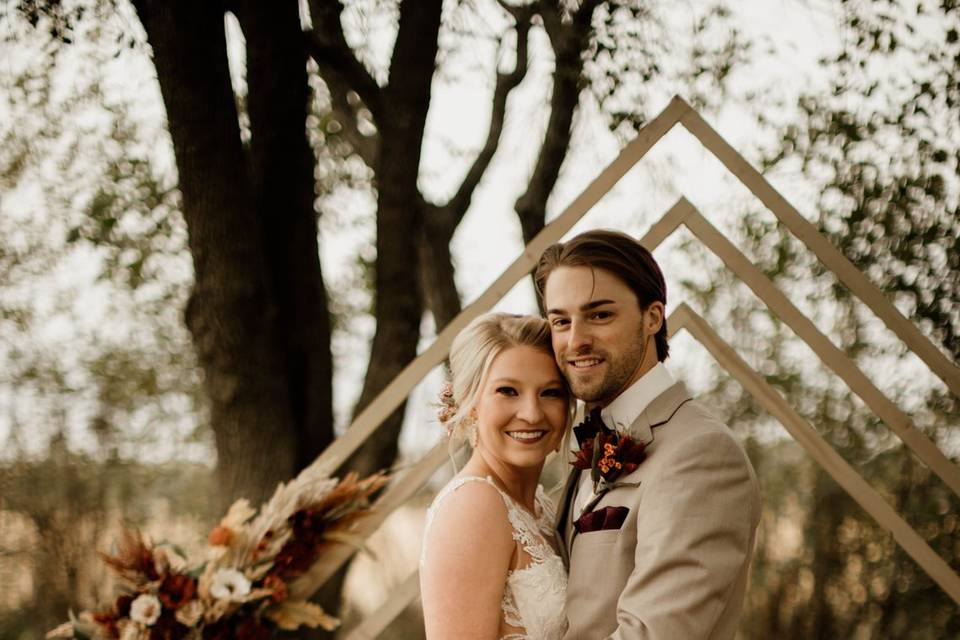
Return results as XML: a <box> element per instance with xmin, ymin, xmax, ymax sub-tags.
<box><xmin>47</xmin><ymin>468</ymin><xmax>389</xmax><ymax>640</ymax></box>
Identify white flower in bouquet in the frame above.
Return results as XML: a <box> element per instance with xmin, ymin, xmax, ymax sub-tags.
<box><xmin>210</xmin><ymin>567</ymin><xmax>252</xmax><ymax>601</ymax></box>
<box><xmin>129</xmin><ymin>594</ymin><xmax>162</xmax><ymax>626</ymax></box>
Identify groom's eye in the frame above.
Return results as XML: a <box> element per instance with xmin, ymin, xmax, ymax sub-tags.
<box><xmin>591</xmin><ymin>311</ymin><xmax>612</xmax><ymax>320</ymax></box>
<box><xmin>550</xmin><ymin>317</ymin><xmax>569</xmax><ymax>328</ymax></box>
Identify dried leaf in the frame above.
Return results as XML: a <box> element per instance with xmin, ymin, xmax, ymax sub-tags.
<box><xmin>220</xmin><ymin>499</ymin><xmax>256</xmax><ymax>530</ymax></box>
<box><xmin>239</xmin><ymin>587</ymin><xmax>275</xmax><ymax>603</ymax></box>
<box><xmin>101</xmin><ymin>530</ymin><xmax>157</xmax><ymax>585</ymax></box>
<box><xmin>265</xmin><ymin>601</ymin><xmax>339</xmax><ymax>631</ymax></box>
<box><xmin>45</xmin><ymin>623</ymin><xmax>75</xmax><ymax>639</ymax></box>
<box><xmin>174</xmin><ymin>600</ymin><xmax>204</xmax><ymax>627</ymax></box>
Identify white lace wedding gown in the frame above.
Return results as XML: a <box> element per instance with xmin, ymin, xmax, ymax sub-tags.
<box><xmin>421</xmin><ymin>475</ymin><xmax>568</xmax><ymax>640</ymax></box>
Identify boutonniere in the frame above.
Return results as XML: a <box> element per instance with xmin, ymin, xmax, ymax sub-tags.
<box><xmin>571</xmin><ymin>409</ymin><xmax>647</xmax><ymax>499</ymax></box>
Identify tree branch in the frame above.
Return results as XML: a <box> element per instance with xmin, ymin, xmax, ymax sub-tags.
<box><xmin>306</xmin><ymin>0</ymin><xmax>384</xmax><ymax>126</ymax></box>
<box><xmin>513</xmin><ymin>0</ymin><xmax>601</xmax><ymax>244</ymax></box>
<box><xmin>443</xmin><ymin>6</ymin><xmax>533</xmax><ymax>225</ymax></box>
<box><xmin>417</xmin><ymin>6</ymin><xmax>536</xmax><ymax>330</ymax></box>
<box><xmin>419</xmin><ymin>199</ymin><xmax>462</xmax><ymax>330</ymax></box>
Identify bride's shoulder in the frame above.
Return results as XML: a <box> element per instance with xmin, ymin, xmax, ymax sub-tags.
<box><xmin>425</xmin><ymin>476</ymin><xmax>516</xmax><ymax>538</ymax></box>
<box><xmin>429</xmin><ymin>475</ymin><xmax>512</xmax><ymax>526</ymax></box>
<box><xmin>422</xmin><ymin>476</ymin><xmax>514</xmax><ymax>567</ymax></box>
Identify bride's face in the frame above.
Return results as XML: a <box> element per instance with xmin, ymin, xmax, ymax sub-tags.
<box><xmin>473</xmin><ymin>345</ymin><xmax>569</xmax><ymax>469</ymax></box>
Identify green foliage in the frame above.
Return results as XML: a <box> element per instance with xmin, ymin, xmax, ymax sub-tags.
<box><xmin>721</xmin><ymin>9</ymin><xmax>960</xmax><ymax>630</ymax></box>
<box><xmin>585</xmin><ymin>1</ymin><xmax>750</xmax><ymax>137</ymax></box>
<box><xmin>764</xmin><ymin>0</ymin><xmax>960</xmax><ymax>361</ymax></box>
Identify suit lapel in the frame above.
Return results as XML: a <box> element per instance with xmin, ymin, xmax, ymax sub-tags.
<box><xmin>625</xmin><ymin>381</ymin><xmax>693</xmax><ymax>442</ymax></box>
<box><xmin>616</xmin><ymin>381</ymin><xmax>694</xmax><ymax>484</ymax></box>
<box><xmin>554</xmin><ymin>468</ymin><xmax>580</xmax><ymax>568</ymax></box>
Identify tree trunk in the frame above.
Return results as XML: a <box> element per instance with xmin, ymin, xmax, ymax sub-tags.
<box><xmin>515</xmin><ymin>2</ymin><xmax>598</xmax><ymax>245</ymax></box>
<box><xmin>419</xmin><ymin>206</ymin><xmax>462</xmax><ymax>331</ymax></box>
<box><xmin>234</xmin><ymin>0</ymin><xmax>335</xmax><ymax>470</ymax></box>
<box><xmin>133</xmin><ymin>0</ymin><xmax>299</xmax><ymax>505</ymax></box>
<box><xmin>346</xmin><ymin>0</ymin><xmax>444</xmax><ymax>479</ymax></box>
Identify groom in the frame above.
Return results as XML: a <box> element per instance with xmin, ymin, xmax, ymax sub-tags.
<box><xmin>535</xmin><ymin>230</ymin><xmax>761</xmax><ymax>640</ymax></box>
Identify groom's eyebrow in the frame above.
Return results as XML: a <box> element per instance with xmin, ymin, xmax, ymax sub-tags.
<box><xmin>546</xmin><ymin>299</ymin><xmax>616</xmax><ymax>316</ymax></box>
<box><xmin>582</xmin><ymin>299</ymin><xmax>616</xmax><ymax>310</ymax></box>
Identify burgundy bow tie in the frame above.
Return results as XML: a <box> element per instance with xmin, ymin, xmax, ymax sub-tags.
<box><xmin>573</xmin><ymin>406</ymin><xmax>613</xmax><ymax>448</ymax></box>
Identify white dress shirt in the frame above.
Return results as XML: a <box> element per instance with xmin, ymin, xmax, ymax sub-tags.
<box><xmin>574</xmin><ymin>362</ymin><xmax>675</xmax><ymax>515</ymax></box>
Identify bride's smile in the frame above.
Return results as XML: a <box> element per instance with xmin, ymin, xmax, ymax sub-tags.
<box><xmin>505</xmin><ymin>430</ymin><xmax>547</xmax><ymax>443</ymax></box>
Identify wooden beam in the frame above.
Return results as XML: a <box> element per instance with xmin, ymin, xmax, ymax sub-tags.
<box><xmin>669</xmin><ymin>303</ymin><xmax>960</xmax><ymax>607</ymax></box>
<box><xmin>341</xmin><ymin>570</ymin><xmax>421</xmax><ymax>640</ymax></box>
<box><xmin>637</xmin><ymin>196</ymin><xmax>693</xmax><ymax>250</ymax></box>
<box><xmin>677</xmin><ymin>100</ymin><xmax>960</xmax><ymax>396</ymax></box>
<box><xmin>303</xmin><ymin>94</ymin><xmax>960</xmax><ymax>626</ymax></box>
<box><xmin>680</xmin><ymin>200</ymin><xmax>960</xmax><ymax>498</ymax></box>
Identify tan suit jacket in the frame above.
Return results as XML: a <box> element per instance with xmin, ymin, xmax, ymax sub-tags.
<box><xmin>556</xmin><ymin>381</ymin><xmax>761</xmax><ymax>640</ymax></box>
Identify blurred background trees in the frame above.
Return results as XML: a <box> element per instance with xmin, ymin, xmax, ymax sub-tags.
<box><xmin>1</xmin><ymin>0</ymin><xmax>958</xmax><ymax>638</ymax></box>
<box><xmin>684</xmin><ymin>1</ymin><xmax>960</xmax><ymax>635</ymax></box>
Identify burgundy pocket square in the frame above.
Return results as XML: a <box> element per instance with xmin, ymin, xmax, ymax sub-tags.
<box><xmin>574</xmin><ymin>505</ymin><xmax>629</xmax><ymax>534</ymax></box>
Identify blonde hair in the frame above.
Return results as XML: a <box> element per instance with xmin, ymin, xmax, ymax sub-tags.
<box><xmin>440</xmin><ymin>312</ymin><xmax>572</xmax><ymax>441</ymax></box>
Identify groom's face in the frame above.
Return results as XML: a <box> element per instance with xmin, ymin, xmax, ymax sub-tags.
<box><xmin>544</xmin><ymin>265</ymin><xmax>655</xmax><ymax>406</ymax></box>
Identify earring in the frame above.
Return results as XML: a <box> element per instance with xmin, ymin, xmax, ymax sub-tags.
<box><xmin>469</xmin><ymin>423</ymin><xmax>479</xmax><ymax>448</ymax></box>
<box><xmin>462</xmin><ymin>411</ymin><xmax>479</xmax><ymax>448</ymax></box>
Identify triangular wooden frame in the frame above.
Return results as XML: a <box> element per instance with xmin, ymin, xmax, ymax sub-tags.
<box><xmin>302</xmin><ymin>97</ymin><xmax>960</xmax><ymax>623</ymax></box>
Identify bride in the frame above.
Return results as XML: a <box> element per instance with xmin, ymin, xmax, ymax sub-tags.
<box><xmin>420</xmin><ymin>313</ymin><xmax>573</xmax><ymax>639</ymax></box>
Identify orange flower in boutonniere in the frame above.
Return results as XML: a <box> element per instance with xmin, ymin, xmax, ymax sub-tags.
<box><xmin>573</xmin><ymin>429</ymin><xmax>647</xmax><ymax>484</ymax></box>
<box><xmin>571</xmin><ymin>408</ymin><xmax>647</xmax><ymax>491</ymax></box>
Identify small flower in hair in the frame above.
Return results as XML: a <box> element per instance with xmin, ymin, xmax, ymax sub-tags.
<box><xmin>436</xmin><ymin>381</ymin><xmax>458</xmax><ymax>434</ymax></box>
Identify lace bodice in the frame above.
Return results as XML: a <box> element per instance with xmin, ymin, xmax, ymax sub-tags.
<box><xmin>421</xmin><ymin>475</ymin><xmax>567</xmax><ymax>640</ymax></box>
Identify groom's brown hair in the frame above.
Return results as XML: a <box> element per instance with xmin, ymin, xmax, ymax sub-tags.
<box><xmin>534</xmin><ymin>229</ymin><xmax>670</xmax><ymax>362</ymax></box>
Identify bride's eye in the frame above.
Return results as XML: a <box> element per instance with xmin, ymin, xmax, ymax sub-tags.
<box><xmin>496</xmin><ymin>386</ymin><xmax>518</xmax><ymax>396</ymax></box>
<box><xmin>541</xmin><ymin>388</ymin><xmax>566</xmax><ymax>398</ymax></box>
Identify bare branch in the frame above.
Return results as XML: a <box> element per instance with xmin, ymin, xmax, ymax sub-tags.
<box><xmin>514</xmin><ymin>0</ymin><xmax>601</xmax><ymax>244</ymax></box>
<box><xmin>306</xmin><ymin>0</ymin><xmax>384</xmax><ymax>126</ymax></box>
<box><xmin>443</xmin><ymin>6</ymin><xmax>534</xmax><ymax>225</ymax></box>
<box><xmin>419</xmin><ymin>199</ymin><xmax>462</xmax><ymax>329</ymax></box>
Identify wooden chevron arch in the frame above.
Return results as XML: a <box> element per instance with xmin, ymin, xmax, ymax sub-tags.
<box><xmin>295</xmin><ymin>96</ymin><xmax>960</xmax><ymax>639</ymax></box>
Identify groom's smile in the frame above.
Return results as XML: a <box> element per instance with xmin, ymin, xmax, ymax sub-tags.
<box><xmin>569</xmin><ymin>356</ymin><xmax>603</xmax><ymax>369</ymax></box>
